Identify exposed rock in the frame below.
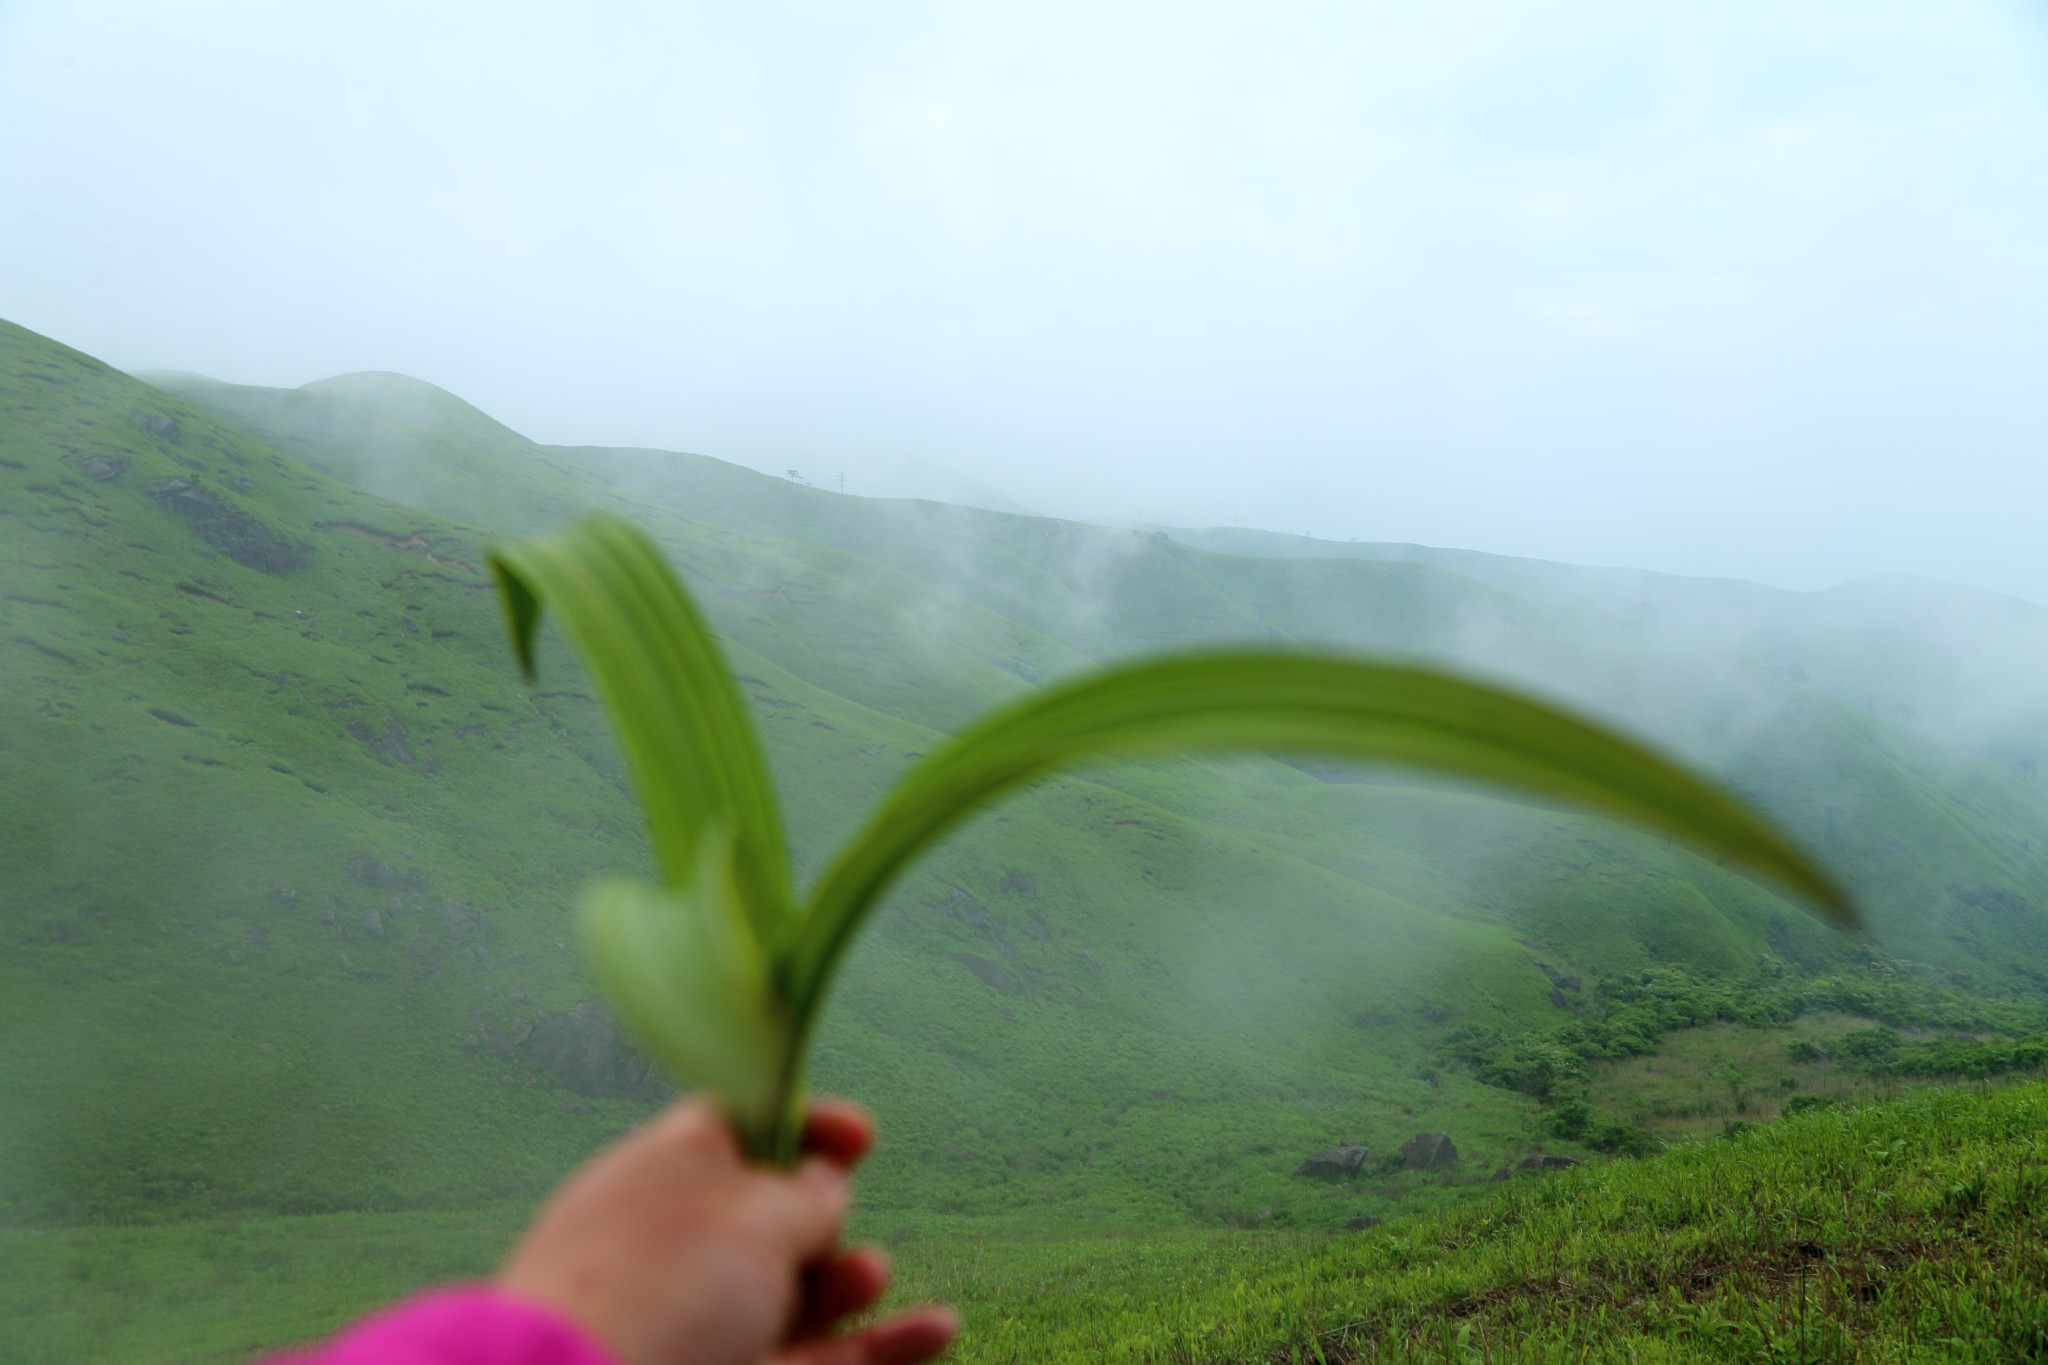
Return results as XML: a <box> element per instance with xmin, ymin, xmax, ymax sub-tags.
<box><xmin>949</xmin><ymin>952</ymin><xmax>1021</xmax><ymax>994</ymax></box>
<box><xmin>346</xmin><ymin>717</ymin><xmax>420</xmax><ymax>764</ymax></box>
<box><xmin>1533</xmin><ymin>956</ymin><xmax>1582</xmax><ymax>1010</ymax></box>
<box><xmin>438</xmin><ymin>899</ymin><xmax>481</xmax><ymax>939</ymax></box>
<box><xmin>147</xmin><ymin>477</ymin><xmax>308</xmax><ymax>574</ymax></box>
<box><xmin>138</xmin><ymin>413</ymin><xmax>182</xmax><ymax>441</ymax></box>
<box><xmin>1517</xmin><ymin>1153</ymin><xmax>1582</xmax><ymax>1173</ymax></box>
<box><xmin>1399</xmin><ymin>1132</ymin><xmax>1459</xmax><ymax>1171</ymax></box>
<box><xmin>73</xmin><ymin>453</ymin><xmax>130</xmax><ymax>482</ymax></box>
<box><xmin>362</xmin><ymin>906</ymin><xmax>385</xmax><ymax>939</ymax></box>
<box><xmin>347</xmin><ymin>854</ymin><xmax>429</xmax><ymax>892</ymax></box>
<box><xmin>1344</xmin><ymin>1215</ymin><xmax>1383</xmax><ymax>1231</ymax></box>
<box><xmin>1293</xmin><ymin>1143</ymin><xmax>1370</xmax><ymax>1180</ymax></box>
<box><xmin>997</xmin><ymin>871</ymin><xmax>1037</xmax><ymax>896</ymax></box>
<box><xmin>517</xmin><ymin>999</ymin><xmax>669</xmax><ymax>1101</ymax></box>
<box><xmin>1490</xmin><ymin>1166</ymin><xmax>1514</xmax><ymax>1183</ymax></box>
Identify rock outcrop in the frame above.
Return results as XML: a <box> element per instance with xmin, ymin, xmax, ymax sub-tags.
<box><xmin>148</xmin><ymin>477</ymin><xmax>309</xmax><ymax>573</ymax></box>
<box><xmin>519</xmin><ymin>1000</ymin><xmax>670</xmax><ymax>1101</ymax></box>
<box><xmin>1399</xmin><ymin>1132</ymin><xmax>1459</xmax><ymax>1171</ymax></box>
<box><xmin>1293</xmin><ymin>1143</ymin><xmax>1370</xmax><ymax>1180</ymax></box>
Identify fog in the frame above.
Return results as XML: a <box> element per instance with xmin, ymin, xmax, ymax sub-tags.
<box><xmin>4</xmin><ymin>1</ymin><xmax>2047</xmax><ymax>600</ymax></box>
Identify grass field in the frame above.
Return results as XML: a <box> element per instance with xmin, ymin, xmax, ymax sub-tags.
<box><xmin>11</xmin><ymin>1079</ymin><xmax>2048</xmax><ymax>1362</ymax></box>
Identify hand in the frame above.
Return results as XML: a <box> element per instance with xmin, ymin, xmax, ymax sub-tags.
<box><xmin>498</xmin><ymin>1097</ymin><xmax>958</xmax><ymax>1365</ymax></box>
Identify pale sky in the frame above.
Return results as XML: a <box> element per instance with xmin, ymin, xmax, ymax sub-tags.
<box><xmin>4</xmin><ymin>1</ymin><xmax>2046</xmax><ymax>600</ymax></box>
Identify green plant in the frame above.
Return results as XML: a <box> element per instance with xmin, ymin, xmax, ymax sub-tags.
<box><xmin>488</xmin><ymin>515</ymin><xmax>1854</xmax><ymax>1164</ymax></box>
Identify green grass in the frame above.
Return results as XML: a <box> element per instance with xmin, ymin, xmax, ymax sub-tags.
<box><xmin>13</xmin><ymin>1081</ymin><xmax>2048</xmax><ymax>1362</ymax></box>
<box><xmin>881</xmin><ymin>1080</ymin><xmax>2048</xmax><ymax>1361</ymax></box>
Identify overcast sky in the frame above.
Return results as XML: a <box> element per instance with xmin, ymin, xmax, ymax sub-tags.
<box><xmin>4</xmin><ymin>1</ymin><xmax>2046</xmax><ymax>600</ymax></box>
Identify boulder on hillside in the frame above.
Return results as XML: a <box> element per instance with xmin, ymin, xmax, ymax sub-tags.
<box><xmin>1399</xmin><ymin>1132</ymin><xmax>1459</xmax><ymax>1171</ymax></box>
<box><xmin>1293</xmin><ymin>1143</ymin><xmax>1370</xmax><ymax>1180</ymax></box>
<box><xmin>73</xmin><ymin>453</ymin><xmax>129</xmax><ymax>482</ymax></box>
<box><xmin>519</xmin><ymin>999</ymin><xmax>670</xmax><ymax>1102</ymax></box>
<box><xmin>1344</xmin><ymin>1215</ymin><xmax>1383</xmax><ymax>1231</ymax></box>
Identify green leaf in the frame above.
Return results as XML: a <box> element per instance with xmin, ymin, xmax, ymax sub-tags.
<box><xmin>792</xmin><ymin>652</ymin><xmax>1854</xmax><ymax>1017</ymax></box>
<box><xmin>488</xmin><ymin>517</ymin><xmax>794</xmax><ymax>944</ymax></box>
<box><xmin>490</xmin><ymin>516</ymin><xmax>1857</xmax><ymax>1168</ymax></box>
<box><xmin>580</xmin><ymin>827</ymin><xmax>792</xmax><ymax>1147</ymax></box>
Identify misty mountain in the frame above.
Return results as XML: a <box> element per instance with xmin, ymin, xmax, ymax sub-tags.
<box><xmin>1169</xmin><ymin>526</ymin><xmax>2048</xmax><ymax>781</ymax></box>
<box><xmin>154</xmin><ymin>352</ymin><xmax>2048</xmax><ymax>973</ymax></box>
<box><xmin>7</xmin><ymin>314</ymin><xmax>2048</xmax><ymax>1243</ymax></box>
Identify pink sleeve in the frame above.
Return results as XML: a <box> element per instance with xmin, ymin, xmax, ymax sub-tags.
<box><xmin>263</xmin><ymin>1286</ymin><xmax>617</xmax><ymax>1365</ymax></box>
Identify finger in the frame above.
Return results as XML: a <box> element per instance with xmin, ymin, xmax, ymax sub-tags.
<box><xmin>801</xmin><ymin>1099</ymin><xmax>875</xmax><ymax>1170</ymax></box>
<box><xmin>790</xmin><ymin>1247</ymin><xmax>892</xmax><ymax>1338</ymax></box>
<box><xmin>739</xmin><ymin>1157</ymin><xmax>851</xmax><ymax>1259</ymax></box>
<box><xmin>774</xmin><ymin>1308</ymin><xmax>961</xmax><ymax>1365</ymax></box>
<box><xmin>631</xmin><ymin>1095</ymin><xmax>742</xmax><ymax>1166</ymax></box>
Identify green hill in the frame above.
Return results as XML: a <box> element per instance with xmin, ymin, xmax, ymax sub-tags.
<box><xmin>153</xmin><ymin>358</ymin><xmax>2048</xmax><ymax>980</ymax></box>
<box><xmin>5</xmin><ymin>315</ymin><xmax>2048</xmax><ymax>1356</ymax></box>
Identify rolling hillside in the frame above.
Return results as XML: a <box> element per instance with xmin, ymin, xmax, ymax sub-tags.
<box><xmin>6</xmin><ymin>311</ymin><xmax>2048</xmax><ymax>1258</ymax></box>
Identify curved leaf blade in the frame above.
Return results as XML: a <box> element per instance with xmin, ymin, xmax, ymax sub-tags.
<box><xmin>580</xmin><ymin>835</ymin><xmax>791</xmax><ymax>1147</ymax></box>
<box><xmin>488</xmin><ymin>516</ymin><xmax>794</xmax><ymax>937</ymax></box>
<box><xmin>794</xmin><ymin>651</ymin><xmax>1854</xmax><ymax>1012</ymax></box>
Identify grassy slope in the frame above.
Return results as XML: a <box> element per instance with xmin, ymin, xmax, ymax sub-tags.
<box><xmin>880</xmin><ymin>1079</ymin><xmax>2048</xmax><ymax>1361</ymax></box>
<box><xmin>0</xmin><ymin>322</ymin><xmax>1631</xmax><ymax>1236</ymax></box>
<box><xmin>4</xmin><ymin>319</ymin><xmax>2046</xmax><ymax>1355</ymax></box>
<box><xmin>162</xmin><ymin>367</ymin><xmax>2048</xmax><ymax>980</ymax></box>
<box><xmin>12</xmin><ymin>1080</ymin><xmax>2048</xmax><ymax>1362</ymax></box>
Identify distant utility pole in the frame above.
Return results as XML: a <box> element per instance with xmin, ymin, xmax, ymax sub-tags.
<box><xmin>839</xmin><ymin>473</ymin><xmax>845</xmax><ymax>494</ymax></box>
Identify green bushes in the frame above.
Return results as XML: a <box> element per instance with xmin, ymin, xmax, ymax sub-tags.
<box><xmin>1878</xmin><ymin>1034</ymin><xmax>2048</xmax><ymax>1080</ymax></box>
<box><xmin>1541</xmin><ymin>1096</ymin><xmax>1656</xmax><ymax>1155</ymax></box>
<box><xmin>1447</xmin><ymin>963</ymin><xmax>2048</xmax><ymax>1154</ymax></box>
<box><xmin>1836</xmin><ymin>1025</ymin><xmax>1902</xmax><ymax>1062</ymax></box>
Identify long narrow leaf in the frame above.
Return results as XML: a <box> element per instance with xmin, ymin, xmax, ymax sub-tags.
<box><xmin>581</xmin><ymin>832</ymin><xmax>789</xmax><ymax>1141</ymax></box>
<box><xmin>792</xmin><ymin>652</ymin><xmax>1854</xmax><ymax>1017</ymax></box>
<box><xmin>488</xmin><ymin>518</ymin><xmax>794</xmax><ymax>938</ymax></box>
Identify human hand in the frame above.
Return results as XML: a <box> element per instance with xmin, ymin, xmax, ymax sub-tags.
<box><xmin>498</xmin><ymin>1097</ymin><xmax>957</xmax><ymax>1365</ymax></box>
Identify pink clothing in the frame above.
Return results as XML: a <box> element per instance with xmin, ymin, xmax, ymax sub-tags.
<box><xmin>266</xmin><ymin>1286</ymin><xmax>616</xmax><ymax>1365</ymax></box>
